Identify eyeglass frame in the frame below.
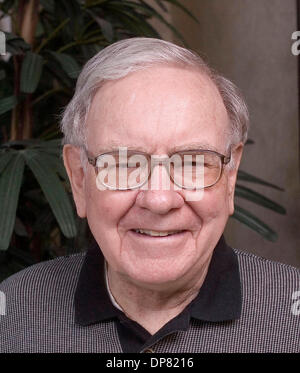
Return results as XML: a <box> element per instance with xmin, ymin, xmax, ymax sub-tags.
<box><xmin>83</xmin><ymin>147</ymin><xmax>231</xmax><ymax>191</ymax></box>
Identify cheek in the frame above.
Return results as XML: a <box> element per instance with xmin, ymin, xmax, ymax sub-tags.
<box><xmin>87</xmin><ymin>191</ymin><xmax>126</xmax><ymax>229</ymax></box>
<box><xmin>85</xmin><ymin>189</ymin><xmax>135</xmax><ymax>267</ymax></box>
<box><xmin>85</xmin><ymin>173</ymin><xmax>119</xmax><ymax>225</ymax></box>
<box><xmin>85</xmin><ymin>179</ymin><xmax>138</xmax><ymax>235</ymax></box>
<box><xmin>188</xmin><ymin>181</ymin><xmax>231</xmax><ymax>223</ymax></box>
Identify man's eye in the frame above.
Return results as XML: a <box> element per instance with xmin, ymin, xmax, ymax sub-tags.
<box><xmin>117</xmin><ymin>163</ymin><xmax>138</xmax><ymax>169</ymax></box>
<box><xmin>185</xmin><ymin>162</ymin><xmax>207</xmax><ymax>167</ymax></box>
<box><xmin>183</xmin><ymin>161</ymin><xmax>197</xmax><ymax>167</ymax></box>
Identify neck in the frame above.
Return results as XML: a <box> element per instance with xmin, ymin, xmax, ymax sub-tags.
<box><xmin>106</xmin><ymin>257</ymin><xmax>212</xmax><ymax>335</ymax></box>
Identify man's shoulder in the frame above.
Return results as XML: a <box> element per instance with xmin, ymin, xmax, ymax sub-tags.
<box><xmin>233</xmin><ymin>248</ymin><xmax>300</xmax><ymax>303</ymax></box>
<box><xmin>0</xmin><ymin>251</ymin><xmax>117</xmax><ymax>353</ymax></box>
<box><xmin>233</xmin><ymin>247</ymin><xmax>300</xmax><ymax>279</ymax></box>
<box><xmin>0</xmin><ymin>252</ymin><xmax>86</xmax><ymax>297</ymax></box>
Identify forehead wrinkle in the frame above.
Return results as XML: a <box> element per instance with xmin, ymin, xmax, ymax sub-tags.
<box><xmin>87</xmin><ymin>66</ymin><xmax>231</xmax><ymax>156</ymax></box>
<box><xmin>91</xmin><ymin>142</ymin><xmax>156</xmax><ymax>155</ymax></box>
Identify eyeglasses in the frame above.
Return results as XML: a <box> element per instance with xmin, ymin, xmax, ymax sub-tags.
<box><xmin>84</xmin><ymin>148</ymin><xmax>231</xmax><ymax>191</ymax></box>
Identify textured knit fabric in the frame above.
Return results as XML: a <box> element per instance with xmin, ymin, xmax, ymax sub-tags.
<box><xmin>74</xmin><ymin>236</ymin><xmax>241</xmax><ymax>353</ymax></box>
<box><xmin>0</xmin><ymin>248</ymin><xmax>299</xmax><ymax>353</ymax></box>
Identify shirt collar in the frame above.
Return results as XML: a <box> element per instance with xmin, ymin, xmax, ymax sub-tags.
<box><xmin>74</xmin><ymin>235</ymin><xmax>242</xmax><ymax>326</ymax></box>
<box><xmin>189</xmin><ymin>235</ymin><xmax>242</xmax><ymax>321</ymax></box>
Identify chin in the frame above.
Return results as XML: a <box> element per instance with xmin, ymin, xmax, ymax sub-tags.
<box><xmin>119</xmin><ymin>258</ymin><xmax>190</xmax><ymax>289</ymax></box>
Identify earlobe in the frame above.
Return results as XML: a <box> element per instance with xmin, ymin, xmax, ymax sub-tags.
<box><xmin>63</xmin><ymin>145</ymin><xmax>87</xmax><ymax>218</ymax></box>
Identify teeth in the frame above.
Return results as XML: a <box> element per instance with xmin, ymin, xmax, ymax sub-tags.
<box><xmin>134</xmin><ymin>229</ymin><xmax>182</xmax><ymax>237</ymax></box>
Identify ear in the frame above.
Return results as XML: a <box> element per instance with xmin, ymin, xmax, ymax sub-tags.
<box><xmin>227</xmin><ymin>143</ymin><xmax>244</xmax><ymax>216</ymax></box>
<box><xmin>63</xmin><ymin>145</ymin><xmax>87</xmax><ymax>218</ymax></box>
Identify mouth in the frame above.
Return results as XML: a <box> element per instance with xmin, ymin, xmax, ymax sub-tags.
<box><xmin>131</xmin><ymin>229</ymin><xmax>187</xmax><ymax>237</ymax></box>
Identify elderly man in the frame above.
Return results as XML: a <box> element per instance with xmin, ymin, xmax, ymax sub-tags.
<box><xmin>0</xmin><ymin>38</ymin><xmax>299</xmax><ymax>353</ymax></box>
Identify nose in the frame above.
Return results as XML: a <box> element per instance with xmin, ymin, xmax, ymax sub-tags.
<box><xmin>136</xmin><ymin>190</ymin><xmax>184</xmax><ymax>214</ymax></box>
<box><xmin>135</xmin><ymin>163</ymin><xmax>184</xmax><ymax>214</ymax></box>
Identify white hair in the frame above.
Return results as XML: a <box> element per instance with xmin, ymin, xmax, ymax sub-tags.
<box><xmin>60</xmin><ymin>37</ymin><xmax>249</xmax><ymax>168</ymax></box>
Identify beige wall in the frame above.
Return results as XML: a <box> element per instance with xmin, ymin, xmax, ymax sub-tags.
<box><xmin>150</xmin><ymin>0</ymin><xmax>300</xmax><ymax>267</ymax></box>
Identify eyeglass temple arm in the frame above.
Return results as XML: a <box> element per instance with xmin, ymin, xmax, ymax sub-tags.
<box><xmin>82</xmin><ymin>147</ymin><xmax>96</xmax><ymax>167</ymax></box>
<box><xmin>224</xmin><ymin>155</ymin><xmax>231</xmax><ymax>164</ymax></box>
<box><xmin>87</xmin><ymin>157</ymin><xmax>96</xmax><ymax>166</ymax></box>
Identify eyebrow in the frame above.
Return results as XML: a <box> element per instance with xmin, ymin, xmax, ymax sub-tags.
<box><xmin>169</xmin><ymin>143</ymin><xmax>221</xmax><ymax>153</ymax></box>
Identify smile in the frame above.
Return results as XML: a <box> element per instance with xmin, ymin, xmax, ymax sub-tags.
<box><xmin>133</xmin><ymin>229</ymin><xmax>184</xmax><ymax>237</ymax></box>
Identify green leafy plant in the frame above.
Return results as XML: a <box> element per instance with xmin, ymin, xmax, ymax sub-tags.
<box><xmin>234</xmin><ymin>144</ymin><xmax>286</xmax><ymax>242</ymax></box>
<box><xmin>0</xmin><ymin>0</ymin><xmax>285</xmax><ymax>281</ymax></box>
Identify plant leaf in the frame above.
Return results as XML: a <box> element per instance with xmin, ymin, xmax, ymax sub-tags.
<box><xmin>85</xmin><ymin>0</ymin><xmax>109</xmax><ymax>8</ymax></box>
<box><xmin>20</xmin><ymin>52</ymin><xmax>44</xmax><ymax>93</ymax></box>
<box><xmin>0</xmin><ymin>153</ymin><xmax>25</xmax><ymax>251</ymax></box>
<box><xmin>237</xmin><ymin>170</ymin><xmax>284</xmax><ymax>191</ymax></box>
<box><xmin>31</xmin><ymin>139</ymin><xmax>62</xmax><ymax>154</ymax></box>
<box><xmin>106</xmin><ymin>4</ymin><xmax>160</xmax><ymax>38</ymax></box>
<box><xmin>160</xmin><ymin>0</ymin><xmax>199</xmax><ymax>23</ymax></box>
<box><xmin>55</xmin><ymin>0</ymin><xmax>83</xmax><ymax>39</ymax></box>
<box><xmin>232</xmin><ymin>205</ymin><xmax>277</xmax><ymax>242</ymax></box>
<box><xmin>36</xmin><ymin>139</ymin><xmax>63</xmax><ymax>148</ymax></box>
<box><xmin>37</xmin><ymin>150</ymin><xmax>68</xmax><ymax>180</ymax></box>
<box><xmin>45</xmin><ymin>59</ymin><xmax>73</xmax><ymax>88</ymax></box>
<box><xmin>4</xmin><ymin>32</ymin><xmax>30</xmax><ymax>55</ymax></box>
<box><xmin>139</xmin><ymin>0</ymin><xmax>187</xmax><ymax>43</ymax></box>
<box><xmin>0</xmin><ymin>95</ymin><xmax>17</xmax><ymax>115</ymax></box>
<box><xmin>235</xmin><ymin>184</ymin><xmax>286</xmax><ymax>214</ymax></box>
<box><xmin>0</xmin><ymin>150</ymin><xmax>16</xmax><ymax>174</ymax></box>
<box><xmin>40</xmin><ymin>0</ymin><xmax>55</xmax><ymax>13</ymax></box>
<box><xmin>155</xmin><ymin>0</ymin><xmax>168</xmax><ymax>12</ymax></box>
<box><xmin>48</xmin><ymin>52</ymin><xmax>81</xmax><ymax>79</ymax></box>
<box><xmin>35</xmin><ymin>18</ymin><xmax>70</xmax><ymax>54</ymax></box>
<box><xmin>24</xmin><ymin>149</ymin><xmax>77</xmax><ymax>238</ymax></box>
<box><xmin>87</xmin><ymin>11</ymin><xmax>114</xmax><ymax>42</ymax></box>
<box><xmin>1</xmin><ymin>139</ymin><xmax>42</xmax><ymax>148</ymax></box>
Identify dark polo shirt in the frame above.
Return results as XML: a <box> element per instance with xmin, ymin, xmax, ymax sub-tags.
<box><xmin>0</xmin><ymin>235</ymin><xmax>299</xmax><ymax>352</ymax></box>
<box><xmin>74</xmin><ymin>236</ymin><xmax>241</xmax><ymax>353</ymax></box>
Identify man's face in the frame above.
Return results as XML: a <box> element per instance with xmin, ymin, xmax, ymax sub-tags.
<box><xmin>64</xmin><ymin>65</ymin><xmax>243</xmax><ymax>289</ymax></box>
